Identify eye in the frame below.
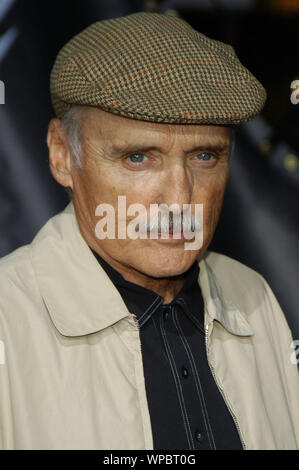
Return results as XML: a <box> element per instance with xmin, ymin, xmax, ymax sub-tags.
<box><xmin>196</xmin><ymin>152</ymin><xmax>213</xmax><ymax>161</ymax></box>
<box><xmin>127</xmin><ymin>153</ymin><xmax>148</xmax><ymax>164</ymax></box>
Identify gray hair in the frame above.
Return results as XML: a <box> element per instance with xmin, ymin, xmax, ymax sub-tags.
<box><xmin>60</xmin><ymin>105</ymin><xmax>84</xmax><ymax>168</ymax></box>
<box><xmin>58</xmin><ymin>105</ymin><xmax>86</xmax><ymax>200</ymax></box>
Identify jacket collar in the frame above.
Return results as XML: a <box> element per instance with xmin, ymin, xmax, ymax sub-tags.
<box><xmin>30</xmin><ymin>201</ymin><xmax>131</xmax><ymax>337</ymax></box>
<box><xmin>30</xmin><ymin>201</ymin><xmax>253</xmax><ymax>337</ymax></box>
<box><xmin>199</xmin><ymin>253</ymin><xmax>254</xmax><ymax>337</ymax></box>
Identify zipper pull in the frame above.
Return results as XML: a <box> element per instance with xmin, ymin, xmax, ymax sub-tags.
<box><xmin>131</xmin><ymin>313</ymin><xmax>139</xmax><ymax>328</ymax></box>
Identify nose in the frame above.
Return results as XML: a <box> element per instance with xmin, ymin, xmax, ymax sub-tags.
<box><xmin>157</xmin><ymin>162</ymin><xmax>192</xmax><ymax>210</ymax></box>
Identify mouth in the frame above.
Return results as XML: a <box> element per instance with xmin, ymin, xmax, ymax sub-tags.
<box><xmin>147</xmin><ymin>229</ymin><xmax>195</xmax><ymax>240</ymax></box>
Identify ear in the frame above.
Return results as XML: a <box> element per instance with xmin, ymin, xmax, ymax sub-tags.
<box><xmin>47</xmin><ymin>118</ymin><xmax>74</xmax><ymax>189</ymax></box>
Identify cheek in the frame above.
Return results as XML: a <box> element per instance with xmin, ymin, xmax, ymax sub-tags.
<box><xmin>74</xmin><ymin>169</ymin><xmax>124</xmax><ymax>207</ymax></box>
<box><xmin>93</xmin><ymin>173</ymin><xmax>158</xmax><ymax>213</ymax></box>
<box><xmin>194</xmin><ymin>171</ymin><xmax>228</xmax><ymax>233</ymax></box>
<box><xmin>206</xmin><ymin>183</ymin><xmax>226</xmax><ymax>230</ymax></box>
<box><xmin>78</xmin><ymin>171</ymin><xmax>156</xmax><ymax>233</ymax></box>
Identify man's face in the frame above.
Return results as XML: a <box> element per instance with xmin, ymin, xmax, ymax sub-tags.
<box><xmin>68</xmin><ymin>107</ymin><xmax>232</xmax><ymax>278</ymax></box>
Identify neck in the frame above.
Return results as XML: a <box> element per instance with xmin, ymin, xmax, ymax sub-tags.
<box><xmin>93</xmin><ymin>244</ymin><xmax>185</xmax><ymax>304</ymax></box>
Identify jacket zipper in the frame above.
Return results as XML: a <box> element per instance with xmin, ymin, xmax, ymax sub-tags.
<box><xmin>205</xmin><ymin>323</ymin><xmax>247</xmax><ymax>450</ymax></box>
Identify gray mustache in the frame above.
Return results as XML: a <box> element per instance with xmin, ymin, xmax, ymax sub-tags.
<box><xmin>137</xmin><ymin>212</ymin><xmax>202</xmax><ymax>233</ymax></box>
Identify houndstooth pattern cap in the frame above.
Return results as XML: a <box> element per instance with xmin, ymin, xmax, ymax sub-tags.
<box><xmin>50</xmin><ymin>11</ymin><xmax>266</xmax><ymax>124</ymax></box>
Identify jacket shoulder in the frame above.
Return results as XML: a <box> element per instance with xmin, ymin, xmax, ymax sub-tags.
<box><xmin>203</xmin><ymin>250</ymin><xmax>293</xmax><ymax>336</ymax></box>
<box><xmin>203</xmin><ymin>250</ymin><xmax>266</xmax><ymax>287</ymax></box>
<box><xmin>0</xmin><ymin>244</ymin><xmax>32</xmax><ymax>279</ymax></box>
<box><xmin>0</xmin><ymin>244</ymin><xmax>40</xmax><ymax>315</ymax></box>
<box><xmin>0</xmin><ymin>202</ymin><xmax>72</xmax><ymax>301</ymax></box>
<box><xmin>203</xmin><ymin>250</ymin><xmax>274</xmax><ymax>314</ymax></box>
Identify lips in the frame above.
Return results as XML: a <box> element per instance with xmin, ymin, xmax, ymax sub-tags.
<box><xmin>160</xmin><ymin>230</ymin><xmax>181</xmax><ymax>238</ymax></box>
<box><xmin>147</xmin><ymin>229</ymin><xmax>189</xmax><ymax>240</ymax></box>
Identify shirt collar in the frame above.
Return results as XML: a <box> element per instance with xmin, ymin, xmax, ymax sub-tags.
<box><xmin>30</xmin><ymin>201</ymin><xmax>254</xmax><ymax>338</ymax></box>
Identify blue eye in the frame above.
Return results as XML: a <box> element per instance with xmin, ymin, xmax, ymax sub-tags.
<box><xmin>128</xmin><ymin>153</ymin><xmax>148</xmax><ymax>163</ymax></box>
<box><xmin>196</xmin><ymin>152</ymin><xmax>212</xmax><ymax>161</ymax></box>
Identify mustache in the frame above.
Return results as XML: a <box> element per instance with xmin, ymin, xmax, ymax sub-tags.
<box><xmin>135</xmin><ymin>211</ymin><xmax>202</xmax><ymax>234</ymax></box>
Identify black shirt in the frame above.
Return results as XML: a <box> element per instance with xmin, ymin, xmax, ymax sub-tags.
<box><xmin>91</xmin><ymin>249</ymin><xmax>243</xmax><ymax>450</ymax></box>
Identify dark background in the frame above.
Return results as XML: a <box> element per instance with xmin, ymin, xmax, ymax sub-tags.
<box><xmin>0</xmin><ymin>0</ymin><xmax>298</xmax><ymax>338</ymax></box>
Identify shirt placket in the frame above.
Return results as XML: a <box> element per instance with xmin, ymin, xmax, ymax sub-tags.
<box><xmin>159</xmin><ymin>302</ymin><xmax>215</xmax><ymax>450</ymax></box>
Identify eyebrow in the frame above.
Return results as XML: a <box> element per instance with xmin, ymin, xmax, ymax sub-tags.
<box><xmin>109</xmin><ymin>142</ymin><xmax>230</xmax><ymax>156</ymax></box>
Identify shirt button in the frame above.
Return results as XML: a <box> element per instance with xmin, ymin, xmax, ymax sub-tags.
<box><xmin>195</xmin><ymin>430</ymin><xmax>204</xmax><ymax>442</ymax></box>
<box><xmin>163</xmin><ymin>307</ymin><xmax>171</xmax><ymax>319</ymax></box>
<box><xmin>181</xmin><ymin>366</ymin><xmax>188</xmax><ymax>378</ymax></box>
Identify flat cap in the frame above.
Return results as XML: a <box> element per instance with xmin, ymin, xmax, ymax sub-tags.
<box><xmin>50</xmin><ymin>11</ymin><xmax>266</xmax><ymax>124</ymax></box>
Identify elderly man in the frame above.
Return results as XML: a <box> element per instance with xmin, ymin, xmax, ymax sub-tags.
<box><xmin>0</xmin><ymin>12</ymin><xmax>298</xmax><ymax>451</ymax></box>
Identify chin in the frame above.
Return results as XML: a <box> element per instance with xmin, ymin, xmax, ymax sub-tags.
<box><xmin>132</xmin><ymin>248</ymin><xmax>199</xmax><ymax>279</ymax></box>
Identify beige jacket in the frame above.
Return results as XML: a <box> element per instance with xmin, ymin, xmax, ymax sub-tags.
<box><xmin>0</xmin><ymin>202</ymin><xmax>298</xmax><ymax>450</ymax></box>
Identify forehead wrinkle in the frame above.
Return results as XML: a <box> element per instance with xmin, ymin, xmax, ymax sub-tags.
<box><xmin>147</xmin><ymin>124</ymin><xmax>232</xmax><ymax>153</ymax></box>
<box><xmin>108</xmin><ymin>126</ymin><xmax>231</xmax><ymax>155</ymax></box>
<box><xmin>81</xmin><ymin>107</ymin><xmax>231</xmax><ymax>155</ymax></box>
